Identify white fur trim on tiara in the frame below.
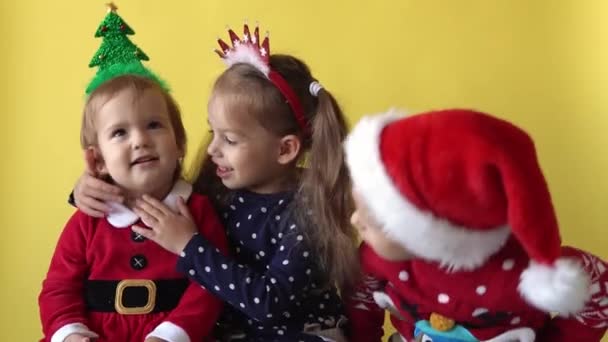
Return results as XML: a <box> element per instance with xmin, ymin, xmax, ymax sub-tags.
<box><xmin>309</xmin><ymin>81</ymin><xmax>323</xmax><ymax>97</ymax></box>
<box><xmin>215</xmin><ymin>24</ymin><xmax>271</xmax><ymax>77</ymax></box>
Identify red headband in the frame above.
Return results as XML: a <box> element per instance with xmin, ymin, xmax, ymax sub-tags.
<box><xmin>215</xmin><ymin>24</ymin><xmax>310</xmax><ymax>137</ymax></box>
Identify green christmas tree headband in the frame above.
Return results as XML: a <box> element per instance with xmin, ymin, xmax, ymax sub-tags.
<box><xmin>85</xmin><ymin>3</ymin><xmax>167</xmax><ymax>94</ymax></box>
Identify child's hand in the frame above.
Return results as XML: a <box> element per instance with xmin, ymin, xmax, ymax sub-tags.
<box><xmin>64</xmin><ymin>333</ymin><xmax>94</xmax><ymax>342</ymax></box>
<box><xmin>132</xmin><ymin>195</ymin><xmax>197</xmax><ymax>254</ymax></box>
<box><xmin>73</xmin><ymin>148</ymin><xmax>123</xmax><ymax>217</ymax></box>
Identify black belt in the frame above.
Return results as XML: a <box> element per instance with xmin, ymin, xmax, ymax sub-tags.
<box><xmin>85</xmin><ymin>279</ymin><xmax>189</xmax><ymax>315</ymax></box>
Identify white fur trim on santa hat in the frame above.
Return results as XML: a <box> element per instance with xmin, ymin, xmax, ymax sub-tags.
<box><xmin>345</xmin><ymin>110</ymin><xmax>511</xmax><ymax>271</ymax></box>
<box><xmin>518</xmin><ymin>259</ymin><xmax>591</xmax><ymax>315</ymax></box>
<box><xmin>224</xmin><ymin>44</ymin><xmax>270</xmax><ymax>76</ymax></box>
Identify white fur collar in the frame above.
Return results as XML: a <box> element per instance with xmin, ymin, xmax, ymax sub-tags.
<box><xmin>106</xmin><ymin>179</ymin><xmax>193</xmax><ymax>228</ymax></box>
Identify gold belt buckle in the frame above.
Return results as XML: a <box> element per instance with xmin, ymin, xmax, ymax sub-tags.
<box><xmin>114</xmin><ymin>279</ymin><xmax>156</xmax><ymax>315</ymax></box>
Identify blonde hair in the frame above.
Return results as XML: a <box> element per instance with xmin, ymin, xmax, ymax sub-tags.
<box><xmin>81</xmin><ymin>74</ymin><xmax>187</xmax><ymax>178</ymax></box>
<box><xmin>81</xmin><ymin>74</ymin><xmax>186</xmax><ymax>152</ymax></box>
<box><xmin>192</xmin><ymin>55</ymin><xmax>359</xmax><ymax>292</ymax></box>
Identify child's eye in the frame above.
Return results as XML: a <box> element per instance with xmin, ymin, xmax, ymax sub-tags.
<box><xmin>111</xmin><ymin>128</ymin><xmax>126</xmax><ymax>138</ymax></box>
<box><xmin>207</xmin><ymin>129</ymin><xmax>215</xmax><ymax>135</ymax></box>
<box><xmin>224</xmin><ymin>136</ymin><xmax>236</xmax><ymax>145</ymax></box>
<box><xmin>148</xmin><ymin>121</ymin><xmax>162</xmax><ymax>129</ymax></box>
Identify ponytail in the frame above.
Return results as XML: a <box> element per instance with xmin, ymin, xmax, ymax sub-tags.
<box><xmin>297</xmin><ymin>88</ymin><xmax>360</xmax><ymax>293</ymax></box>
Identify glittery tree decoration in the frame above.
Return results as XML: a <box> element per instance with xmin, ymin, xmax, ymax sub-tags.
<box><xmin>86</xmin><ymin>3</ymin><xmax>165</xmax><ymax>94</ymax></box>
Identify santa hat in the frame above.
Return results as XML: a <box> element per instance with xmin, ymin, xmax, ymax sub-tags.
<box><xmin>344</xmin><ymin>108</ymin><xmax>590</xmax><ymax>315</ymax></box>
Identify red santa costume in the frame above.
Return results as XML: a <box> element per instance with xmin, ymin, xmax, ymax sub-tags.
<box><xmin>39</xmin><ymin>180</ymin><xmax>229</xmax><ymax>342</ymax></box>
<box><xmin>343</xmin><ymin>109</ymin><xmax>608</xmax><ymax>342</ymax></box>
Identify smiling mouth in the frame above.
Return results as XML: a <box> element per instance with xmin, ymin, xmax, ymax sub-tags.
<box><xmin>131</xmin><ymin>156</ymin><xmax>159</xmax><ymax>166</ymax></box>
<box><xmin>216</xmin><ymin>166</ymin><xmax>233</xmax><ymax>177</ymax></box>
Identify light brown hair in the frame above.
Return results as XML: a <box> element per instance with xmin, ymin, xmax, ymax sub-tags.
<box><xmin>81</xmin><ymin>74</ymin><xmax>186</xmax><ymax>152</ymax></box>
<box><xmin>191</xmin><ymin>55</ymin><xmax>359</xmax><ymax>292</ymax></box>
<box><xmin>80</xmin><ymin>75</ymin><xmax>187</xmax><ymax>177</ymax></box>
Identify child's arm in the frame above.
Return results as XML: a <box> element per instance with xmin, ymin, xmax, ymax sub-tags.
<box><xmin>134</xmin><ymin>196</ymin><xmax>354</xmax><ymax>325</ymax></box>
<box><xmin>344</xmin><ymin>243</ymin><xmax>388</xmax><ymax>342</ymax></box>
<box><xmin>39</xmin><ymin>212</ymin><xmax>99</xmax><ymax>342</ymax></box>
<box><xmin>133</xmin><ymin>199</ymin><xmax>334</xmax><ymax>324</ymax></box>
<box><xmin>536</xmin><ymin>246</ymin><xmax>607</xmax><ymax>342</ymax></box>
<box><xmin>145</xmin><ymin>196</ymin><xmax>229</xmax><ymax>342</ymax></box>
<box><xmin>174</xmin><ymin>220</ymin><xmax>324</xmax><ymax>323</ymax></box>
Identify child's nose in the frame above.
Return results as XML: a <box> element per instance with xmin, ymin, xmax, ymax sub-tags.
<box><xmin>132</xmin><ymin>130</ymin><xmax>151</xmax><ymax>148</ymax></box>
<box><xmin>207</xmin><ymin>137</ymin><xmax>219</xmax><ymax>156</ymax></box>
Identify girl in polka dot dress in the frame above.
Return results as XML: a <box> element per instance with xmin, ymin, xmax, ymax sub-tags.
<box><xmin>343</xmin><ymin>109</ymin><xmax>607</xmax><ymax>342</ymax></box>
<box><xmin>73</xmin><ymin>24</ymin><xmax>359</xmax><ymax>342</ymax></box>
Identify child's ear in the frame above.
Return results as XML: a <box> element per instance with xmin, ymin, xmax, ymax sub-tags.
<box><xmin>85</xmin><ymin>146</ymin><xmax>107</xmax><ymax>175</ymax></box>
<box><xmin>277</xmin><ymin>135</ymin><xmax>301</xmax><ymax>165</ymax></box>
<box><xmin>178</xmin><ymin>145</ymin><xmax>186</xmax><ymax>160</ymax></box>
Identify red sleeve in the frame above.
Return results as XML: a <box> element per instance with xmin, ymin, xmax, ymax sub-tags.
<box><xmin>39</xmin><ymin>211</ymin><xmax>92</xmax><ymax>339</ymax></box>
<box><xmin>159</xmin><ymin>195</ymin><xmax>230</xmax><ymax>340</ymax></box>
<box><xmin>536</xmin><ymin>246</ymin><xmax>607</xmax><ymax>342</ymax></box>
<box><xmin>344</xmin><ymin>243</ymin><xmax>387</xmax><ymax>342</ymax></box>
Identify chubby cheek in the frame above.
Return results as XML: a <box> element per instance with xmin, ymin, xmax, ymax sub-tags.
<box><xmin>112</xmin><ymin>154</ymin><xmax>131</xmax><ymax>171</ymax></box>
<box><xmin>97</xmin><ymin>153</ymin><xmax>117</xmax><ymax>173</ymax></box>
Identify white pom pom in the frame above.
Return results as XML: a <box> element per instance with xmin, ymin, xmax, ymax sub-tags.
<box><xmin>518</xmin><ymin>258</ymin><xmax>591</xmax><ymax>315</ymax></box>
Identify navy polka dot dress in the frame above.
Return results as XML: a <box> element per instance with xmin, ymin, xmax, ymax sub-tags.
<box><xmin>177</xmin><ymin>190</ymin><xmax>345</xmax><ymax>341</ymax></box>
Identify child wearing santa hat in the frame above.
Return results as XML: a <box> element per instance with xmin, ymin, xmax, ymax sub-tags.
<box><xmin>343</xmin><ymin>109</ymin><xmax>608</xmax><ymax>342</ymax></box>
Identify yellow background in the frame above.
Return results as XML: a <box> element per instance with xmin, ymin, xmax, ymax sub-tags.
<box><xmin>1</xmin><ymin>0</ymin><xmax>606</xmax><ymax>340</ymax></box>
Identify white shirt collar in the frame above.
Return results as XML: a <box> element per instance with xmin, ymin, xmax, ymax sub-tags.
<box><xmin>106</xmin><ymin>179</ymin><xmax>193</xmax><ymax>228</ymax></box>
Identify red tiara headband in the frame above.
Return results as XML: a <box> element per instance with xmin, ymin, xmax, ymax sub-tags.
<box><xmin>215</xmin><ymin>23</ymin><xmax>314</xmax><ymax>137</ymax></box>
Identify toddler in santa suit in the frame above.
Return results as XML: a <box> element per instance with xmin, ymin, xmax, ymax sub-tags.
<box><xmin>343</xmin><ymin>109</ymin><xmax>608</xmax><ymax>342</ymax></box>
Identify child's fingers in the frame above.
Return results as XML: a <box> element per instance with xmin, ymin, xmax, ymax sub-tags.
<box><xmin>132</xmin><ymin>225</ymin><xmax>155</xmax><ymax>240</ymax></box>
<box><xmin>84</xmin><ymin>210</ymin><xmax>105</xmax><ymax>218</ymax></box>
<box><xmin>87</xmin><ymin>177</ymin><xmax>123</xmax><ymax>199</ymax></box>
<box><xmin>76</xmin><ymin>196</ymin><xmax>109</xmax><ymax>215</ymax></box>
<box><xmin>177</xmin><ymin>197</ymin><xmax>193</xmax><ymax>220</ymax></box>
<box><xmin>141</xmin><ymin>194</ymin><xmax>172</xmax><ymax>216</ymax></box>
<box><xmin>133</xmin><ymin>207</ymin><xmax>160</xmax><ymax>226</ymax></box>
<box><xmin>85</xmin><ymin>185</ymin><xmax>123</xmax><ymax>203</ymax></box>
<box><xmin>78</xmin><ymin>198</ymin><xmax>109</xmax><ymax>217</ymax></box>
<box><xmin>78</xmin><ymin>193</ymin><xmax>112</xmax><ymax>211</ymax></box>
<box><xmin>135</xmin><ymin>199</ymin><xmax>166</xmax><ymax>219</ymax></box>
